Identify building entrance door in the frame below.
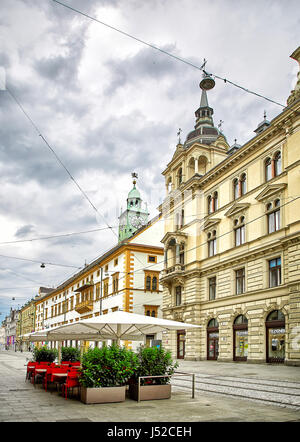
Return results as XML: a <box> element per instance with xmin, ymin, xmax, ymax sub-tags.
<box><xmin>177</xmin><ymin>330</ymin><xmax>185</xmax><ymax>359</ymax></box>
<box><xmin>266</xmin><ymin>310</ymin><xmax>285</xmax><ymax>363</ymax></box>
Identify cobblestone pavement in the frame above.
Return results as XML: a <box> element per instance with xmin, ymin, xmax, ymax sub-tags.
<box><xmin>0</xmin><ymin>350</ymin><xmax>300</xmax><ymax>422</ymax></box>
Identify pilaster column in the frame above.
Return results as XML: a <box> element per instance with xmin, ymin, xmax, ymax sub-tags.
<box><xmin>195</xmin><ymin>158</ymin><xmax>199</xmax><ymax>174</ymax></box>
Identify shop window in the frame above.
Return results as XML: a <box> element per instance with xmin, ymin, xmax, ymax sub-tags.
<box><xmin>266</xmin><ymin>310</ymin><xmax>285</xmax><ymax>363</ymax></box>
<box><xmin>207</xmin><ymin>318</ymin><xmax>219</xmax><ymax>360</ymax></box>
<box><xmin>233</xmin><ymin>315</ymin><xmax>248</xmax><ymax>361</ymax></box>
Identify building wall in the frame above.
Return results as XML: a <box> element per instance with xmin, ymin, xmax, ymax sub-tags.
<box><xmin>160</xmin><ymin>55</ymin><xmax>300</xmax><ymax>365</ymax></box>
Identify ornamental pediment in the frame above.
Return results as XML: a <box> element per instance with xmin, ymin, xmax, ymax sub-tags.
<box><xmin>225</xmin><ymin>203</ymin><xmax>250</xmax><ymax>218</ymax></box>
<box><xmin>203</xmin><ymin>218</ymin><xmax>221</xmax><ymax>231</ymax></box>
<box><xmin>161</xmin><ymin>231</ymin><xmax>188</xmax><ymax>245</ymax></box>
<box><xmin>255</xmin><ymin>183</ymin><xmax>287</xmax><ymax>202</ymax></box>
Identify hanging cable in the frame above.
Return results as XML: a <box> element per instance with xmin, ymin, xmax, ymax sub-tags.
<box><xmin>51</xmin><ymin>0</ymin><xmax>285</xmax><ymax>108</ymax></box>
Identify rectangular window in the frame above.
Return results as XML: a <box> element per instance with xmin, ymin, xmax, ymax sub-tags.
<box><xmin>103</xmin><ymin>279</ymin><xmax>109</xmax><ymax>297</ymax></box>
<box><xmin>269</xmin><ymin>258</ymin><xmax>281</xmax><ymax>287</ymax></box>
<box><xmin>236</xmin><ymin>268</ymin><xmax>245</xmax><ymax>294</ymax></box>
<box><xmin>148</xmin><ymin>255</ymin><xmax>157</xmax><ymax>263</ymax></box>
<box><xmin>175</xmin><ymin>286</ymin><xmax>182</xmax><ymax>306</ymax></box>
<box><xmin>209</xmin><ymin>277</ymin><xmax>216</xmax><ymax>300</ymax></box>
<box><xmin>112</xmin><ymin>274</ymin><xmax>119</xmax><ymax>294</ymax></box>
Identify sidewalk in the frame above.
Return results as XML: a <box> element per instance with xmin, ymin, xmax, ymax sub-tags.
<box><xmin>0</xmin><ymin>350</ymin><xmax>300</xmax><ymax>422</ymax></box>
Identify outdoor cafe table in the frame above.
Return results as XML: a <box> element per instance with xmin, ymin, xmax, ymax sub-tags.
<box><xmin>34</xmin><ymin>368</ymin><xmax>47</xmax><ymax>386</ymax></box>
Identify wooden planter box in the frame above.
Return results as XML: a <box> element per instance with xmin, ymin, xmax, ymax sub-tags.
<box><xmin>80</xmin><ymin>386</ymin><xmax>126</xmax><ymax>404</ymax></box>
<box><xmin>129</xmin><ymin>384</ymin><xmax>171</xmax><ymax>401</ymax></box>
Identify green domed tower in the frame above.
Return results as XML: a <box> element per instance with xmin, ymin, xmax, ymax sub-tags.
<box><xmin>118</xmin><ymin>173</ymin><xmax>149</xmax><ymax>242</ymax></box>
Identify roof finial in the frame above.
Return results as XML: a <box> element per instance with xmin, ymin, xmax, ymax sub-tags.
<box><xmin>218</xmin><ymin>120</ymin><xmax>224</xmax><ymax>133</ymax></box>
<box><xmin>177</xmin><ymin>128</ymin><xmax>182</xmax><ymax>144</ymax></box>
<box><xmin>131</xmin><ymin>172</ymin><xmax>138</xmax><ymax>187</ymax></box>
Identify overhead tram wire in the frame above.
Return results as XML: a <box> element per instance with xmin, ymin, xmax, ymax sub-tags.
<box><xmin>0</xmin><ymin>253</ymin><xmax>81</xmax><ymax>269</ymax></box>
<box><xmin>0</xmin><ymin>225</ymin><xmax>119</xmax><ymax>246</ymax></box>
<box><xmin>2</xmin><ymin>83</ymin><xmax>117</xmax><ymax>241</ymax></box>
<box><xmin>51</xmin><ymin>0</ymin><xmax>285</xmax><ymax>109</ymax></box>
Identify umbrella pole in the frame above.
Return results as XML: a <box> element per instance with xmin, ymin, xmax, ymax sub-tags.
<box><xmin>58</xmin><ymin>341</ymin><xmax>62</xmax><ymax>364</ymax></box>
<box><xmin>116</xmin><ymin>324</ymin><xmax>121</xmax><ymax>346</ymax></box>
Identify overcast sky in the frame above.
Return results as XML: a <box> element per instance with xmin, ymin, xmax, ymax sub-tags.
<box><xmin>0</xmin><ymin>0</ymin><xmax>299</xmax><ymax>319</ymax></box>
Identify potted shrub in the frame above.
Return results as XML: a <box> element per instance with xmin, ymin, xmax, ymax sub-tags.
<box><xmin>79</xmin><ymin>344</ymin><xmax>138</xmax><ymax>404</ymax></box>
<box><xmin>33</xmin><ymin>345</ymin><xmax>58</xmax><ymax>363</ymax></box>
<box><xmin>129</xmin><ymin>346</ymin><xmax>178</xmax><ymax>401</ymax></box>
<box><xmin>61</xmin><ymin>346</ymin><xmax>80</xmax><ymax>363</ymax></box>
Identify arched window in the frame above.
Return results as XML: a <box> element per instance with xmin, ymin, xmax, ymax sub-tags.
<box><xmin>208</xmin><ymin>318</ymin><xmax>219</xmax><ymax>328</ymax></box>
<box><xmin>233</xmin><ymin>315</ymin><xmax>248</xmax><ymax>361</ymax></box>
<box><xmin>266</xmin><ymin>310</ymin><xmax>285</xmax><ymax>363</ymax></box>
<box><xmin>213</xmin><ymin>191</ymin><xmax>218</xmax><ymax>211</ymax></box>
<box><xmin>266</xmin><ymin>199</ymin><xmax>280</xmax><ymax>233</ymax></box>
<box><xmin>266</xmin><ymin>310</ymin><xmax>285</xmax><ymax>322</ymax></box>
<box><xmin>208</xmin><ymin>230</ymin><xmax>217</xmax><ymax>257</ymax></box>
<box><xmin>234</xmin><ymin>314</ymin><xmax>248</xmax><ymax>325</ymax></box>
<box><xmin>240</xmin><ymin>173</ymin><xmax>246</xmax><ymax>196</ymax></box>
<box><xmin>207</xmin><ymin>195</ymin><xmax>213</xmax><ymax>214</ymax></box>
<box><xmin>207</xmin><ymin>318</ymin><xmax>219</xmax><ymax>360</ymax></box>
<box><xmin>274</xmin><ymin>152</ymin><xmax>282</xmax><ymax>176</ymax></box>
<box><xmin>233</xmin><ymin>178</ymin><xmax>239</xmax><ymax>200</ymax></box>
<box><xmin>265</xmin><ymin>157</ymin><xmax>272</xmax><ymax>181</ymax></box>
<box><xmin>234</xmin><ymin>216</ymin><xmax>245</xmax><ymax>246</ymax></box>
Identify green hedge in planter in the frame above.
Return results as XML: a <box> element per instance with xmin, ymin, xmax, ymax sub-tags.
<box><xmin>79</xmin><ymin>344</ymin><xmax>138</xmax><ymax>388</ymax></box>
<box><xmin>133</xmin><ymin>346</ymin><xmax>178</xmax><ymax>385</ymax></box>
<box><xmin>33</xmin><ymin>345</ymin><xmax>58</xmax><ymax>363</ymax></box>
<box><xmin>61</xmin><ymin>346</ymin><xmax>80</xmax><ymax>362</ymax></box>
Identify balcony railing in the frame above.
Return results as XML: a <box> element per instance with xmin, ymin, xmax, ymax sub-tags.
<box><xmin>75</xmin><ymin>300</ymin><xmax>94</xmax><ymax>314</ymax></box>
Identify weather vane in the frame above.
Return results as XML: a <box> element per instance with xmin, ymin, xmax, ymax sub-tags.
<box><xmin>218</xmin><ymin>120</ymin><xmax>224</xmax><ymax>132</ymax></box>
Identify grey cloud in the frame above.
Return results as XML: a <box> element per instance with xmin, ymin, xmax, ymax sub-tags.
<box><xmin>15</xmin><ymin>224</ymin><xmax>35</xmax><ymax>237</ymax></box>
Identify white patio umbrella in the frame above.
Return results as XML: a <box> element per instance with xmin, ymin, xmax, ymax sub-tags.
<box><xmin>46</xmin><ymin>310</ymin><xmax>201</xmax><ymax>345</ymax></box>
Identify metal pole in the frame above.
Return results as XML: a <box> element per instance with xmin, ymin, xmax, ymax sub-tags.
<box><xmin>138</xmin><ymin>377</ymin><xmax>140</xmax><ymax>403</ymax></box>
<box><xmin>100</xmin><ymin>267</ymin><xmax>103</xmax><ymax>316</ymax></box>
<box><xmin>192</xmin><ymin>373</ymin><xmax>195</xmax><ymax>399</ymax></box>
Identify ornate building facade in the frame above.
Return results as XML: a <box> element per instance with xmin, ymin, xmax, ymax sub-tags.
<box><xmin>160</xmin><ymin>47</ymin><xmax>300</xmax><ymax>365</ymax></box>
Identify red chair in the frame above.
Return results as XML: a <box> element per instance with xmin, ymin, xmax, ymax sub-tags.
<box><xmin>42</xmin><ymin>366</ymin><xmax>54</xmax><ymax>392</ymax></box>
<box><xmin>50</xmin><ymin>367</ymin><xmax>69</xmax><ymax>393</ymax></box>
<box><xmin>61</xmin><ymin>371</ymin><xmax>80</xmax><ymax>400</ymax></box>
<box><xmin>25</xmin><ymin>361</ymin><xmax>37</xmax><ymax>381</ymax></box>
<box><xmin>71</xmin><ymin>361</ymin><xmax>81</xmax><ymax>367</ymax></box>
<box><xmin>32</xmin><ymin>363</ymin><xmax>49</xmax><ymax>386</ymax></box>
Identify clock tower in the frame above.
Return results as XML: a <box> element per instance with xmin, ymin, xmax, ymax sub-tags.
<box><xmin>118</xmin><ymin>173</ymin><xmax>149</xmax><ymax>242</ymax></box>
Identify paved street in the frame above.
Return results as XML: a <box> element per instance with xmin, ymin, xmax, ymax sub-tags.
<box><xmin>0</xmin><ymin>350</ymin><xmax>300</xmax><ymax>422</ymax></box>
